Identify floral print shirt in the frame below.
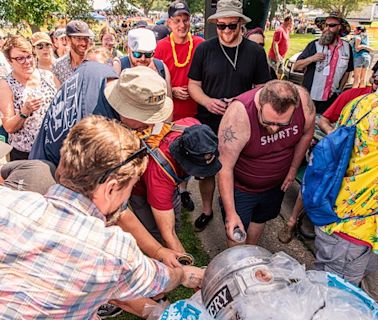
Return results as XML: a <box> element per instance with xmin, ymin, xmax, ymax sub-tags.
<box><xmin>322</xmin><ymin>93</ymin><xmax>378</xmax><ymax>253</ymax></box>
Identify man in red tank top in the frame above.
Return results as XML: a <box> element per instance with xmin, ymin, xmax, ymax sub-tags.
<box><xmin>218</xmin><ymin>80</ymin><xmax>315</xmax><ymax>246</ymax></box>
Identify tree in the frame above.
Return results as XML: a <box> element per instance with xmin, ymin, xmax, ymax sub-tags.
<box><xmin>0</xmin><ymin>0</ymin><xmax>93</xmax><ymax>33</ymax></box>
<box><xmin>187</xmin><ymin>0</ymin><xmax>205</xmax><ymax>14</ymax></box>
<box><xmin>305</xmin><ymin>0</ymin><xmax>373</xmax><ymax>17</ymax></box>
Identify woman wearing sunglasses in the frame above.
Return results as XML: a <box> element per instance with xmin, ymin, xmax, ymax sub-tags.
<box><xmin>114</xmin><ymin>28</ymin><xmax>172</xmax><ymax>98</ymax></box>
<box><xmin>0</xmin><ymin>35</ymin><xmax>58</xmax><ymax>161</ymax></box>
<box><xmin>31</xmin><ymin>32</ymin><xmax>56</xmax><ymax>71</ymax></box>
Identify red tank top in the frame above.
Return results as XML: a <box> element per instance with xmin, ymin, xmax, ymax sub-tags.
<box><xmin>234</xmin><ymin>88</ymin><xmax>305</xmax><ymax>193</ymax></box>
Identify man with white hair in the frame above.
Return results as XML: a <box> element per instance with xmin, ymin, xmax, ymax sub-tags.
<box><xmin>113</xmin><ymin>28</ymin><xmax>172</xmax><ymax>98</ymax></box>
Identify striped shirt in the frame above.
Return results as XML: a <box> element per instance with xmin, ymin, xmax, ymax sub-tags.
<box><xmin>0</xmin><ymin>184</ymin><xmax>170</xmax><ymax>319</ymax></box>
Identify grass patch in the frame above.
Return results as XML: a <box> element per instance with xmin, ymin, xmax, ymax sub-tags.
<box><xmin>113</xmin><ymin>210</ymin><xmax>210</xmax><ymax>320</ymax></box>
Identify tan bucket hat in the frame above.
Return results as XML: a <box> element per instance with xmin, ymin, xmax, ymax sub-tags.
<box><xmin>104</xmin><ymin>66</ymin><xmax>173</xmax><ymax>124</ymax></box>
<box><xmin>0</xmin><ymin>140</ymin><xmax>12</xmax><ymax>159</ymax></box>
<box><xmin>208</xmin><ymin>0</ymin><xmax>251</xmax><ymax>24</ymax></box>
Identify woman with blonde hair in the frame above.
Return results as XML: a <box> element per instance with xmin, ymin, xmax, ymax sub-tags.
<box><xmin>0</xmin><ymin>35</ymin><xmax>59</xmax><ymax>160</ymax></box>
<box><xmin>98</xmin><ymin>25</ymin><xmax>122</xmax><ymax>62</ymax></box>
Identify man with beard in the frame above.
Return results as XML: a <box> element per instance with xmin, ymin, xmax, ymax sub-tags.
<box><xmin>188</xmin><ymin>0</ymin><xmax>271</xmax><ymax>231</ymax></box>
<box><xmin>52</xmin><ymin>20</ymin><xmax>92</xmax><ymax>83</ymax></box>
<box><xmin>218</xmin><ymin>80</ymin><xmax>315</xmax><ymax>246</ymax></box>
<box><xmin>294</xmin><ymin>12</ymin><xmax>353</xmax><ymax>114</ymax></box>
<box><xmin>114</xmin><ymin>28</ymin><xmax>172</xmax><ymax>98</ymax></box>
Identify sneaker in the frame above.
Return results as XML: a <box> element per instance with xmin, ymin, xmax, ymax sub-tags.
<box><xmin>194</xmin><ymin>212</ymin><xmax>213</xmax><ymax>232</ymax></box>
<box><xmin>180</xmin><ymin>191</ymin><xmax>195</xmax><ymax>212</ymax></box>
<box><xmin>97</xmin><ymin>304</ymin><xmax>123</xmax><ymax>319</ymax></box>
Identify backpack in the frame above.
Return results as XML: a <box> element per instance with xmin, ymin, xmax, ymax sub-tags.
<box><xmin>139</xmin><ymin>122</ymin><xmax>189</xmax><ymax>185</ymax></box>
<box><xmin>302</xmin><ymin>94</ymin><xmax>377</xmax><ymax>226</ymax></box>
<box><xmin>119</xmin><ymin>56</ymin><xmax>166</xmax><ymax>79</ymax></box>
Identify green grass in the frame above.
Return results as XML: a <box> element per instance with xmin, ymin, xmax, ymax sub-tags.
<box><xmin>264</xmin><ymin>30</ymin><xmax>378</xmax><ymax>60</ymax></box>
<box><xmin>113</xmin><ymin>210</ymin><xmax>210</xmax><ymax>319</ymax></box>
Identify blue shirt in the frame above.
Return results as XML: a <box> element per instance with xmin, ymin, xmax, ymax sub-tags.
<box><xmin>29</xmin><ymin>61</ymin><xmax>119</xmax><ymax>165</ymax></box>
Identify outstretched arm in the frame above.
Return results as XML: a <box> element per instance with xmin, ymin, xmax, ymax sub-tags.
<box><xmin>218</xmin><ymin>100</ymin><xmax>250</xmax><ymax>241</ymax></box>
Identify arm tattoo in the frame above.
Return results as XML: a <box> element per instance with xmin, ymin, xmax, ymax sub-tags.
<box><xmin>222</xmin><ymin>125</ymin><xmax>237</xmax><ymax>143</ymax></box>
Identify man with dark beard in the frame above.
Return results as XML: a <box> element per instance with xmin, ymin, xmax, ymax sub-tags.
<box><xmin>52</xmin><ymin>20</ymin><xmax>92</xmax><ymax>83</ymax></box>
<box><xmin>294</xmin><ymin>12</ymin><xmax>353</xmax><ymax>114</ymax></box>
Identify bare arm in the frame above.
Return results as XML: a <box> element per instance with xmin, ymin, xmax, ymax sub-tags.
<box><xmin>339</xmin><ymin>72</ymin><xmax>350</xmax><ymax>91</ymax></box>
<box><xmin>53</xmin><ymin>75</ymin><xmax>61</xmax><ymax>89</ymax></box>
<box><xmin>273</xmin><ymin>41</ymin><xmax>281</xmax><ymax>62</ymax></box>
<box><xmin>113</xmin><ymin>57</ymin><xmax>122</xmax><ymax>75</ymax></box>
<box><xmin>294</xmin><ymin>53</ymin><xmax>325</xmax><ymax>71</ymax></box>
<box><xmin>0</xmin><ymin>80</ymin><xmax>28</xmax><ymax>134</ymax></box>
<box><xmin>281</xmin><ymin>87</ymin><xmax>315</xmax><ymax>191</ymax></box>
<box><xmin>188</xmin><ymin>78</ymin><xmax>227</xmax><ymax>115</ymax></box>
<box><xmin>151</xmin><ymin>206</ymin><xmax>185</xmax><ymax>254</ymax></box>
<box><xmin>318</xmin><ymin>115</ymin><xmax>335</xmax><ymax>135</ymax></box>
<box><xmin>117</xmin><ymin>208</ymin><xmax>182</xmax><ymax>267</ymax></box>
<box><xmin>218</xmin><ymin>101</ymin><xmax>250</xmax><ymax>240</ymax></box>
<box><xmin>163</xmin><ymin>63</ymin><xmax>172</xmax><ymax>99</ymax></box>
<box><xmin>354</xmin><ymin>37</ymin><xmax>374</xmax><ymax>53</ymax></box>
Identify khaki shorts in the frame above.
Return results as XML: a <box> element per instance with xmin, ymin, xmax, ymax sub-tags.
<box><xmin>314</xmin><ymin>227</ymin><xmax>376</xmax><ymax>286</ymax></box>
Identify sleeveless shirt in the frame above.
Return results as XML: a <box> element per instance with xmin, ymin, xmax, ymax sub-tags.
<box><xmin>234</xmin><ymin>88</ymin><xmax>305</xmax><ymax>193</ymax></box>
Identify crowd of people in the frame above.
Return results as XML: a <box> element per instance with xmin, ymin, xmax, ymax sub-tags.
<box><xmin>0</xmin><ymin>0</ymin><xmax>377</xmax><ymax>318</ymax></box>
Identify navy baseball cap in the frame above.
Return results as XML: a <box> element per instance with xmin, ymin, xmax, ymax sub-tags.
<box><xmin>168</xmin><ymin>0</ymin><xmax>190</xmax><ymax>18</ymax></box>
<box><xmin>169</xmin><ymin>124</ymin><xmax>221</xmax><ymax>177</ymax></box>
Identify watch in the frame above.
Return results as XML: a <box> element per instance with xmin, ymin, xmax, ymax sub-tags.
<box><xmin>19</xmin><ymin>112</ymin><xmax>29</xmax><ymax>119</ymax></box>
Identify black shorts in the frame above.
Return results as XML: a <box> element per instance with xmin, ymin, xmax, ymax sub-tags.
<box><xmin>221</xmin><ymin>187</ymin><xmax>285</xmax><ymax>230</ymax></box>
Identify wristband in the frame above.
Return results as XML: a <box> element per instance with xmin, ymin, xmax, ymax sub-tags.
<box><xmin>19</xmin><ymin>112</ymin><xmax>29</xmax><ymax>119</ymax></box>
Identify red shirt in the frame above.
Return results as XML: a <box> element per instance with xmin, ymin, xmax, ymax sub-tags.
<box><xmin>234</xmin><ymin>89</ymin><xmax>305</xmax><ymax>193</ymax></box>
<box><xmin>155</xmin><ymin>35</ymin><xmax>204</xmax><ymax>120</ymax></box>
<box><xmin>322</xmin><ymin>87</ymin><xmax>373</xmax><ymax>123</ymax></box>
<box><xmin>268</xmin><ymin>27</ymin><xmax>290</xmax><ymax>61</ymax></box>
<box><xmin>132</xmin><ymin>118</ymin><xmax>200</xmax><ymax>210</ymax></box>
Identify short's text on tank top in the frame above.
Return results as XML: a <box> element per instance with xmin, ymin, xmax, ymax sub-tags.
<box><xmin>260</xmin><ymin>125</ymin><xmax>299</xmax><ymax>146</ymax></box>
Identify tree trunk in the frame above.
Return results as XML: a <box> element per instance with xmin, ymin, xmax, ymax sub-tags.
<box><xmin>269</xmin><ymin>0</ymin><xmax>278</xmax><ymax>22</ymax></box>
<box><xmin>30</xmin><ymin>24</ymin><xmax>41</xmax><ymax>33</ymax></box>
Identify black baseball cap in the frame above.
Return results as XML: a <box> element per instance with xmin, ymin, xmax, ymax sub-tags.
<box><xmin>169</xmin><ymin>125</ymin><xmax>221</xmax><ymax>178</ymax></box>
<box><xmin>168</xmin><ymin>0</ymin><xmax>190</xmax><ymax>18</ymax></box>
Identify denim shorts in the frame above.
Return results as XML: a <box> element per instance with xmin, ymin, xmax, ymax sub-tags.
<box><xmin>354</xmin><ymin>54</ymin><xmax>371</xmax><ymax>68</ymax></box>
<box><xmin>221</xmin><ymin>187</ymin><xmax>285</xmax><ymax>231</ymax></box>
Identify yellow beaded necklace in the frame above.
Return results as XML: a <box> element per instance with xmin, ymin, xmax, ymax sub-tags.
<box><xmin>170</xmin><ymin>32</ymin><xmax>193</xmax><ymax>68</ymax></box>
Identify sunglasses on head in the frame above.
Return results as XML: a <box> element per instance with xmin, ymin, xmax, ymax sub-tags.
<box><xmin>98</xmin><ymin>146</ymin><xmax>148</xmax><ymax>184</ymax></box>
<box><xmin>10</xmin><ymin>54</ymin><xmax>34</xmax><ymax>64</ymax></box>
<box><xmin>132</xmin><ymin>51</ymin><xmax>154</xmax><ymax>59</ymax></box>
<box><xmin>35</xmin><ymin>43</ymin><xmax>52</xmax><ymax>50</ymax></box>
<box><xmin>324</xmin><ymin>23</ymin><xmax>340</xmax><ymax>28</ymax></box>
<box><xmin>216</xmin><ymin>23</ymin><xmax>239</xmax><ymax>31</ymax></box>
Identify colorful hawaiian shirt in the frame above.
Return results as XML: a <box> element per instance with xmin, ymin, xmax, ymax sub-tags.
<box><xmin>322</xmin><ymin>93</ymin><xmax>378</xmax><ymax>253</ymax></box>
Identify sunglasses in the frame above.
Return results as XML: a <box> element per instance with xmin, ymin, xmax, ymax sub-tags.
<box><xmin>259</xmin><ymin>105</ymin><xmax>295</xmax><ymax>127</ymax></box>
<box><xmin>216</xmin><ymin>23</ymin><xmax>239</xmax><ymax>31</ymax></box>
<box><xmin>98</xmin><ymin>146</ymin><xmax>148</xmax><ymax>184</ymax></box>
<box><xmin>0</xmin><ymin>36</ymin><xmax>5</xmax><ymax>40</ymax></box>
<box><xmin>324</xmin><ymin>23</ymin><xmax>340</xmax><ymax>28</ymax></box>
<box><xmin>35</xmin><ymin>43</ymin><xmax>52</xmax><ymax>50</ymax></box>
<box><xmin>10</xmin><ymin>54</ymin><xmax>34</xmax><ymax>64</ymax></box>
<box><xmin>132</xmin><ymin>51</ymin><xmax>154</xmax><ymax>59</ymax></box>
